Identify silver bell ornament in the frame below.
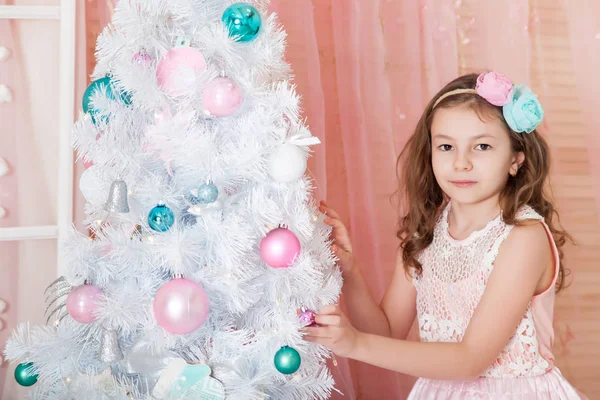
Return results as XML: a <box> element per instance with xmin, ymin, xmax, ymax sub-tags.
<box><xmin>104</xmin><ymin>179</ymin><xmax>130</xmax><ymax>213</ymax></box>
<box><xmin>99</xmin><ymin>328</ymin><xmax>124</xmax><ymax>363</ymax></box>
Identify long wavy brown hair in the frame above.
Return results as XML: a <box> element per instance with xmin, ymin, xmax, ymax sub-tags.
<box><xmin>396</xmin><ymin>73</ymin><xmax>572</xmax><ymax>292</ymax></box>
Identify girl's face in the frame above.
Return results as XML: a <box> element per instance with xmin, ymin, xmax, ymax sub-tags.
<box><xmin>430</xmin><ymin>106</ymin><xmax>524</xmax><ymax>206</ymax></box>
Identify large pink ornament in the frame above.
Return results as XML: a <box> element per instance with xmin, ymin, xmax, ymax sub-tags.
<box><xmin>260</xmin><ymin>227</ymin><xmax>301</xmax><ymax>268</ymax></box>
<box><xmin>156</xmin><ymin>47</ymin><xmax>206</xmax><ymax>96</ymax></box>
<box><xmin>66</xmin><ymin>284</ymin><xmax>103</xmax><ymax>324</ymax></box>
<box><xmin>202</xmin><ymin>77</ymin><xmax>243</xmax><ymax>117</ymax></box>
<box><xmin>153</xmin><ymin>278</ymin><xmax>209</xmax><ymax>335</ymax></box>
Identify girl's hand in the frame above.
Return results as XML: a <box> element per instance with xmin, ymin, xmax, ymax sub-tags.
<box><xmin>319</xmin><ymin>201</ymin><xmax>356</xmax><ymax>276</ymax></box>
<box><xmin>302</xmin><ymin>304</ymin><xmax>362</xmax><ymax>358</ymax></box>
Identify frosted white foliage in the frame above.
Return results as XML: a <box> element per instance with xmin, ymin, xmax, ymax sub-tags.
<box><xmin>5</xmin><ymin>0</ymin><xmax>343</xmax><ymax>399</ymax></box>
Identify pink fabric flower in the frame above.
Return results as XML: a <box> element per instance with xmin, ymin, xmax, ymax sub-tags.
<box><xmin>475</xmin><ymin>71</ymin><xmax>514</xmax><ymax>106</ymax></box>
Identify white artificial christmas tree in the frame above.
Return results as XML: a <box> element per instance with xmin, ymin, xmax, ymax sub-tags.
<box><xmin>5</xmin><ymin>1</ymin><xmax>343</xmax><ymax>398</ymax></box>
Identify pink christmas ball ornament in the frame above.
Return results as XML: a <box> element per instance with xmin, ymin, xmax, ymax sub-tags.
<box><xmin>202</xmin><ymin>77</ymin><xmax>244</xmax><ymax>117</ymax></box>
<box><xmin>298</xmin><ymin>309</ymin><xmax>318</xmax><ymax>327</ymax></box>
<box><xmin>66</xmin><ymin>284</ymin><xmax>103</xmax><ymax>324</ymax></box>
<box><xmin>260</xmin><ymin>227</ymin><xmax>301</xmax><ymax>268</ymax></box>
<box><xmin>132</xmin><ymin>52</ymin><xmax>152</xmax><ymax>67</ymax></box>
<box><xmin>153</xmin><ymin>278</ymin><xmax>210</xmax><ymax>335</ymax></box>
<box><xmin>156</xmin><ymin>47</ymin><xmax>206</xmax><ymax>96</ymax></box>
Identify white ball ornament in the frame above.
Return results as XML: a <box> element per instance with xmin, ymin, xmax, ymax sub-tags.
<box><xmin>268</xmin><ymin>144</ymin><xmax>307</xmax><ymax>183</ymax></box>
<box><xmin>79</xmin><ymin>165</ymin><xmax>111</xmax><ymax>205</ymax></box>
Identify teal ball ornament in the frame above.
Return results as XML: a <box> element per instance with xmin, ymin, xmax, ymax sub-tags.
<box><xmin>14</xmin><ymin>362</ymin><xmax>38</xmax><ymax>387</ymax></box>
<box><xmin>82</xmin><ymin>76</ymin><xmax>131</xmax><ymax>123</ymax></box>
<box><xmin>148</xmin><ymin>204</ymin><xmax>175</xmax><ymax>232</ymax></box>
<box><xmin>222</xmin><ymin>3</ymin><xmax>262</xmax><ymax>42</ymax></box>
<box><xmin>274</xmin><ymin>346</ymin><xmax>301</xmax><ymax>375</ymax></box>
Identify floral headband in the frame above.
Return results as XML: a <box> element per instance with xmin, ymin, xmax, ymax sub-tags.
<box><xmin>433</xmin><ymin>71</ymin><xmax>544</xmax><ymax>134</ymax></box>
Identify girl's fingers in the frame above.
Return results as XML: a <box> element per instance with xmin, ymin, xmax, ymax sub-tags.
<box><xmin>325</xmin><ymin>218</ymin><xmax>349</xmax><ymax>236</ymax></box>
<box><xmin>319</xmin><ymin>304</ymin><xmax>341</xmax><ymax>315</ymax></box>
<box><xmin>314</xmin><ymin>314</ymin><xmax>341</xmax><ymax>326</ymax></box>
<box><xmin>332</xmin><ymin>244</ymin><xmax>352</xmax><ymax>259</ymax></box>
<box><xmin>303</xmin><ymin>335</ymin><xmax>334</xmax><ymax>348</ymax></box>
<box><xmin>302</xmin><ymin>327</ymin><xmax>331</xmax><ymax>338</ymax></box>
<box><xmin>321</xmin><ymin>205</ymin><xmax>342</xmax><ymax>220</ymax></box>
<box><xmin>325</xmin><ymin>219</ymin><xmax>351</xmax><ymax>243</ymax></box>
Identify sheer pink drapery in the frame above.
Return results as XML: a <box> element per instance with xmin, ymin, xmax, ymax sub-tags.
<box><xmin>86</xmin><ymin>0</ymin><xmax>600</xmax><ymax>398</ymax></box>
<box><xmin>565</xmin><ymin>0</ymin><xmax>600</xmax><ymax>220</ymax></box>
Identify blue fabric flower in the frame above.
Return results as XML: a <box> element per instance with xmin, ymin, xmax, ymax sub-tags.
<box><xmin>502</xmin><ymin>84</ymin><xmax>544</xmax><ymax>134</ymax></box>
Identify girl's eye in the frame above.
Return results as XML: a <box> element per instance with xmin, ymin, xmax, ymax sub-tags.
<box><xmin>476</xmin><ymin>144</ymin><xmax>492</xmax><ymax>151</ymax></box>
<box><xmin>438</xmin><ymin>144</ymin><xmax>453</xmax><ymax>151</ymax></box>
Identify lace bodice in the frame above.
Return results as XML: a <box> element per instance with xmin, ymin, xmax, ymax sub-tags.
<box><xmin>412</xmin><ymin>202</ymin><xmax>555</xmax><ymax>378</ymax></box>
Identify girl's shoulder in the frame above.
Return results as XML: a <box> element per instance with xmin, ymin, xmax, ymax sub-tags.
<box><xmin>503</xmin><ymin>206</ymin><xmax>553</xmax><ymax>269</ymax></box>
<box><xmin>514</xmin><ymin>204</ymin><xmax>543</xmax><ymax>222</ymax></box>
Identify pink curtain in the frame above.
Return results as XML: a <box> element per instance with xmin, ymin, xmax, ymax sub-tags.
<box><xmin>90</xmin><ymin>0</ymin><xmax>600</xmax><ymax>398</ymax></box>
<box><xmin>565</xmin><ymin>0</ymin><xmax>600</xmax><ymax>220</ymax></box>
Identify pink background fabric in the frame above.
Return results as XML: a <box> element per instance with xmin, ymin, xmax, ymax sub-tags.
<box><xmin>1</xmin><ymin>0</ymin><xmax>599</xmax><ymax>398</ymax></box>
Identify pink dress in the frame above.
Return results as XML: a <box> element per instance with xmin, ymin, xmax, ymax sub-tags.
<box><xmin>407</xmin><ymin>203</ymin><xmax>587</xmax><ymax>399</ymax></box>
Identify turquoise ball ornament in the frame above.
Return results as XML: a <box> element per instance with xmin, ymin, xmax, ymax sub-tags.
<box><xmin>14</xmin><ymin>362</ymin><xmax>38</xmax><ymax>387</ymax></box>
<box><xmin>197</xmin><ymin>183</ymin><xmax>219</xmax><ymax>204</ymax></box>
<box><xmin>274</xmin><ymin>346</ymin><xmax>301</xmax><ymax>375</ymax></box>
<box><xmin>148</xmin><ymin>204</ymin><xmax>175</xmax><ymax>232</ymax></box>
<box><xmin>82</xmin><ymin>76</ymin><xmax>132</xmax><ymax>123</ymax></box>
<box><xmin>222</xmin><ymin>3</ymin><xmax>262</xmax><ymax>42</ymax></box>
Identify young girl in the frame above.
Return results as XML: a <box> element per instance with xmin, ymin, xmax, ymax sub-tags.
<box><xmin>304</xmin><ymin>72</ymin><xmax>587</xmax><ymax>399</ymax></box>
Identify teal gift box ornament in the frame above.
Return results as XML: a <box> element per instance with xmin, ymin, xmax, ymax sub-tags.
<box><xmin>152</xmin><ymin>358</ymin><xmax>225</xmax><ymax>400</ymax></box>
